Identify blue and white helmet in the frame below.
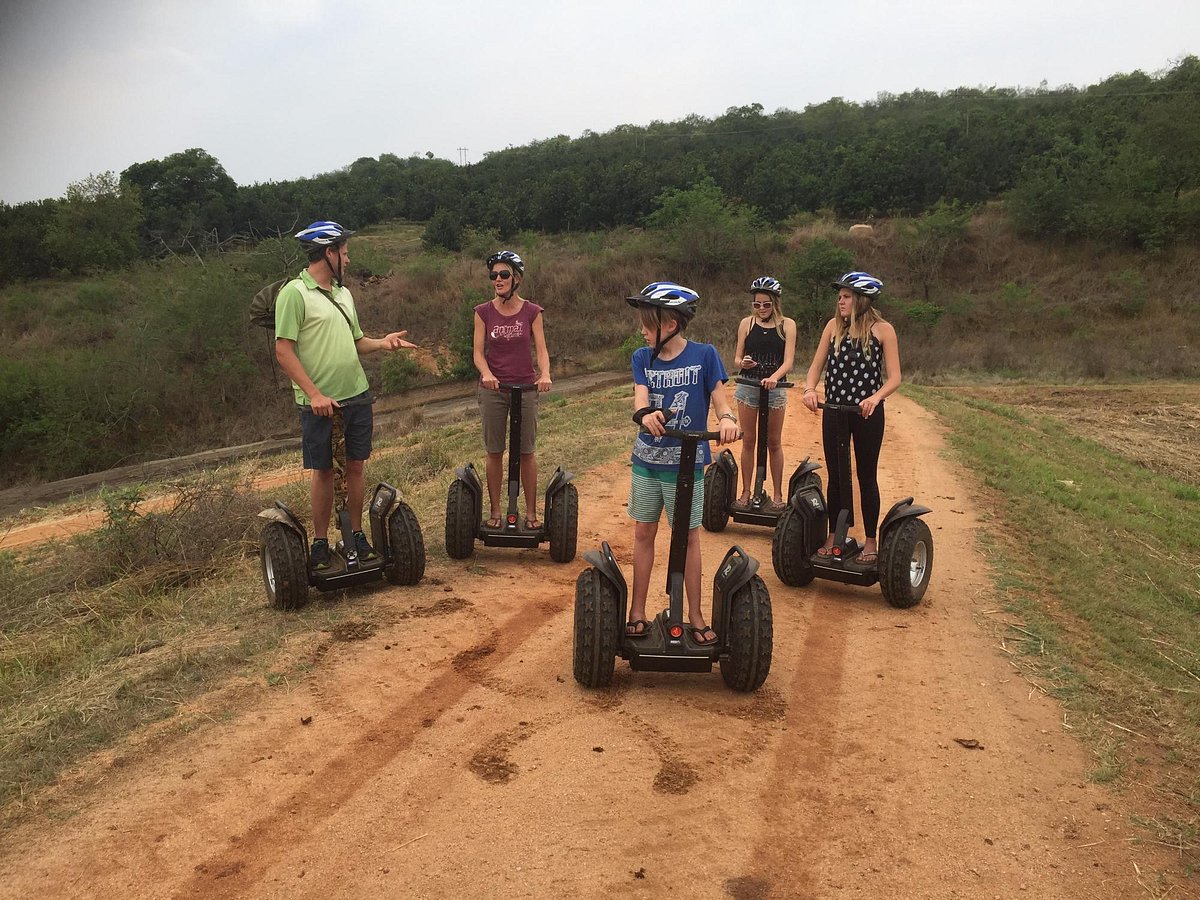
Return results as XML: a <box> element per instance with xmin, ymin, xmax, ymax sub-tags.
<box><xmin>831</xmin><ymin>271</ymin><xmax>883</xmax><ymax>297</ymax></box>
<box><xmin>295</xmin><ymin>221</ymin><xmax>355</xmax><ymax>247</ymax></box>
<box><xmin>625</xmin><ymin>281</ymin><xmax>699</xmax><ymax>319</ymax></box>
<box><xmin>749</xmin><ymin>276</ymin><xmax>782</xmax><ymax>297</ymax></box>
<box><xmin>485</xmin><ymin>250</ymin><xmax>524</xmax><ymax>275</ymax></box>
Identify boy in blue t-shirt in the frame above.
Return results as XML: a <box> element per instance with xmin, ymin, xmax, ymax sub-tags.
<box><xmin>625</xmin><ymin>282</ymin><xmax>740</xmax><ymax>645</ymax></box>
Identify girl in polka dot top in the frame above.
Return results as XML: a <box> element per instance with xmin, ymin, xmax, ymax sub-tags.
<box><xmin>799</xmin><ymin>272</ymin><xmax>902</xmax><ymax>564</ymax></box>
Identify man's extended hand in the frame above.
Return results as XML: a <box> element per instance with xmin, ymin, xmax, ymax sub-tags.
<box><xmin>382</xmin><ymin>331</ymin><xmax>417</xmax><ymax>351</ymax></box>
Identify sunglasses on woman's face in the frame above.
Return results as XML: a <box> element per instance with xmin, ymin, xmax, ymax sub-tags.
<box><xmin>488</xmin><ymin>270</ymin><xmax>513</xmax><ymax>281</ymax></box>
<box><xmin>751</xmin><ymin>301</ymin><xmax>773</xmax><ymax>309</ymax></box>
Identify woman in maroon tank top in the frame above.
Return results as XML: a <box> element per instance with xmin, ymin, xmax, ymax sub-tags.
<box><xmin>472</xmin><ymin>251</ymin><xmax>552</xmax><ymax>529</ymax></box>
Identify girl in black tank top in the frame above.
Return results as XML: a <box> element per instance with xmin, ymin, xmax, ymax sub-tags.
<box><xmin>799</xmin><ymin>272</ymin><xmax>903</xmax><ymax>564</ymax></box>
<box><xmin>732</xmin><ymin>278</ymin><xmax>797</xmax><ymax>508</ymax></box>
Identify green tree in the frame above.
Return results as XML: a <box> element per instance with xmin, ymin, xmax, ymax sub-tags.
<box><xmin>121</xmin><ymin>148</ymin><xmax>238</xmax><ymax>254</ymax></box>
<box><xmin>44</xmin><ymin>172</ymin><xmax>143</xmax><ymax>274</ymax></box>
<box><xmin>786</xmin><ymin>237</ymin><xmax>855</xmax><ymax>332</ymax></box>
<box><xmin>645</xmin><ymin>176</ymin><xmax>760</xmax><ymax>276</ymax></box>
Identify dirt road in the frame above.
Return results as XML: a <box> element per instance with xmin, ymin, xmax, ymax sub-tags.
<box><xmin>0</xmin><ymin>393</ymin><xmax>1187</xmax><ymax>899</ymax></box>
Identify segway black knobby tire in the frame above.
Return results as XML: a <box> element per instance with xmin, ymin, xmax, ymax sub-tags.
<box><xmin>444</xmin><ymin>480</ymin><xmax>475</xmax><ymax>560</ymax></box>
<box><xmin>702</xmin><ymin>464</ymin><xmax>730</xmax><ymax>532</ymax></box>
<box><xmin>772</xmin><ymin>506</ymin><xmax>815</xmax><ymax>587</ymax></box>
<box><xmin>879</xmin><ymin>517</ymin><xmax>933</xmax><ymax>609</ymax></box>
<box><xmin>385</xmin><ymin>500</ymin><xmax>426</xmax><ymax>585</ymax></box>
<box><xmin>548</xmin><ymin>483</ymin><xmax>579</xmax><ymax>563</ymax></box>
<box><xmin>720</xmin><ymin>574</ymin><xmax>773</xmax><ymax>692</ymax></box>
<box><xmin>572</xmin><ymin>567</ymin><xmax>621</xmax><ymax>688</ymax></box>
<box><xmin>260</xmin><ymin>522</ymin><xmax>309</xmax><ymax>611</ymax></box>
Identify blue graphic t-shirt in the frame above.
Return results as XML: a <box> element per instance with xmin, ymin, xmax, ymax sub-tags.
<box><xmin>631</xmin><ymin>341</ymin><xmax>728</xmax><ymax>471</ymax></box>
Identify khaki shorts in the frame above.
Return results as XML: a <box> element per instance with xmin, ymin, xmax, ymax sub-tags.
<box><xmin>479</xmin><ymin>387</ymin><xmax>538</xmax><ymax>455</ymax></box>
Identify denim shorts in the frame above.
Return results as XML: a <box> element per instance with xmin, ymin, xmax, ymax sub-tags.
<box><xmin>735</xmin><ymin>381</ymin><xmax>788</xmax><ymax>410</ymax></box>
<box><xmin>299</xmin><ymin>391</ymin><xmax>374</xmax><ymax>469</ymax></box>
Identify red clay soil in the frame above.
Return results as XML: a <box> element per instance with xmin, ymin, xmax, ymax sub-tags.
<box><xmin>0</xmin><ymin>393</ymin><xmax>1191</xmax><ymax>899</ymax></box>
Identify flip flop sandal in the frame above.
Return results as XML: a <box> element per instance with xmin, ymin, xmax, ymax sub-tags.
<box><xmin>626</xmin><ymin>619</ymin><xmax>652</xmax><ymax>638</ymax></box>
<box><xmin>816</xmin><ymin>546</ymin><xmax>834</xmax><ymax>558</ymax></box>
<box><xmin>690</xmin><ymin>626</ymin><xmax>718</xmax><ymax>646</ymax></box>
<box><xmin>858</xmin><ymin>552</ymin><xmax>878</xmax><ymax>565</ymax></box>
<box><xmin>525</xmin><ymin>518</ymin><xmax>542</xmax><ymax>530</ymax></box>
<box><xmin>485</xmin><ymin>517</ymin><xmax>501</xmax><ymax>529</ymax></box>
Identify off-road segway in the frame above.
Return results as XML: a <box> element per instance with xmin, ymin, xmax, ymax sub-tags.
<box><xmin>703</xmin><ymin>376</ymin><xmax>822</xmax><ymax>531</ymax></box>
<box><xmin>444</xmin><ymin>383</ymin><xmax>578</xmax><ymax>562</ymax></box>
<box><xmin>772</xmin><ymin>401</ymin><xmax>932</xmax><ymax>608</ymax></box>
<box><xmin>573</xmin><ymin>425</ymin><xmax>772</xmax><ymax>692</ymax></box>
<box><xmin>258</xmin><ymin>402</ymin><xmax>427</xmax><ymax>610</ymax></box>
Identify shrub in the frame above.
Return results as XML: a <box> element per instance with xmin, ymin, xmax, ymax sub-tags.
<box><xmin>422</xmin><ymin>209</ymin><xmax>462</xmax><ymax>252</ymax></box>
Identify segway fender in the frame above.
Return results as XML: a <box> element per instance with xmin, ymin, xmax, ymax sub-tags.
<box><xmin>453</xmin><ymin>463</ymin><xmax>484</xmax><ymax>528</ymax></box>
<box><xmin>712</xmin><ymin>449</ymin><xmax>738</xmax><ymax>505</ymax></box>
<box><xmin>582</xmin><ymin>542</ymin><xmax>628</xmax><ymax>621</ymax></box>
<box><xmin>711</xmin><ymin>545</ymin><xmax>760</xmax><ymax>637</ymax></box>
<box><xmin>879</xmin><ymin>497</ymin><xmax>932</xmax><ymax>538</ymax></box>
<box><xmin>787</xmin><ymin>456</ymin><xmax>823</xmax><ymax>499</ymax></box>
<box><xmin>258</xmin><ymin>502</ymin><xmax>308</xmax><ymax>543</ymax></box>
<box><xmin>368</xmin><ymin>482</ymin><xmax>398</xmax><ymax>556</ymax></box>
<box><xmin>544</xmin><ymin>465</ymin><xmax>576</xmax><ymax>510</ymax></box>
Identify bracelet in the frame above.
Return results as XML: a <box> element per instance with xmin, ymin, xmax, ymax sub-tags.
<box><xmin>719</xmin><ymin>412</ymin><xmax>737</xmax><ymax>423</ymax></box>
<box><xmin>803</xmin><ymin>388</ymin><xmax>817</xmax><ymax>394</ymax></box>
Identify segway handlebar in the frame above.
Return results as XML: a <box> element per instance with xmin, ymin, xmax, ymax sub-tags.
<box><xmin>498</xmin><ymin>382</ymin><xmax>539</xmax><ymax>392</ymax></box>
<box><xmin>735</xmin><ymin>376</ymin><xmax>794</xmax><ymax>388</ymax></box>
<box><xmin>818</xmin><ymin>401</ymin><xmax>866</xmax><ymax>414</ymax></box>
<box><xmin>640</xmin><ymin>426</ymin><xmax>740</xmax><ymax>441</ymax></box>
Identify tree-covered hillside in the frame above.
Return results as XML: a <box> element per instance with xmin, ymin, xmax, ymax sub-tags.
<box><xmin>2</xmin><ymin>57</ymin><xmax>1198</xmax><ymax>282</ymax></box>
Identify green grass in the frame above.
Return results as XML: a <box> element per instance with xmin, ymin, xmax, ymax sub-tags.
<box><xmin>909</xmin><ymin>384</ymin><xmax>1200</xmax><ymax>855</ymax></box>
<box><xmin>0</xmin><ymin>385</ymin><xmax>632</xmax><ymax>828</ymax></box>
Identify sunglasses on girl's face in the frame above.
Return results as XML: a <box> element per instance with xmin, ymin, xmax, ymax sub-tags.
<box><xmin>751</xmin><ymin>301</ymin><xmax>773</xmax><ymax>308</ymax></box>
<box><xmin>488</xmin><ymin>270</ymin><xmax>513</xmax><ymax>281</ymax></box>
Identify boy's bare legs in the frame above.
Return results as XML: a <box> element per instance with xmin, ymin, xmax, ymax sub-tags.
<box><xmin>310</xmin><ymin>469</ymin><xmax>334</xmax><ymax>539</ymax></box>
<box><xmin>629</xmin><ymin>520</ymin><xmax>658</xmax><ymax>624</ymax></box>
<box><xmin>630</xmin><ymin>520</ymin><xmax>712</xmax><ymax>636</ymax></box>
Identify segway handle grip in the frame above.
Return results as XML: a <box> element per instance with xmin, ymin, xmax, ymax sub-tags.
<box><xmin>641</xmin><ymin>426</ymin><xmax>724</xmax><ymax>441</ymax></box>
<box><xmin>818</xmin><ymin>401</ymin><xmax>864</xmax><ymax>413</ymax></box>
<box><xmin>735</xmin><ymin>376</ymin><xmax>794</xmax><ymax>388</ymax></box>
<box><xmin>498</xmin><ymin>383</ymin><xmax>538</xmax><ymax>392</ymax></box>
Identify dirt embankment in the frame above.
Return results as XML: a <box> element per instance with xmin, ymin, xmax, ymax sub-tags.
<box><xmin>0</xmin><ymin>392</ymin><xmax>1191</xmax><ymax>899</ymax></box>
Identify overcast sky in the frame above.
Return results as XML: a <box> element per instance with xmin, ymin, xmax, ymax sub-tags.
<box><xmin>2</xmin><ymin>0</ymin><xmax>1197</xmax><ymax>205</ymax></box>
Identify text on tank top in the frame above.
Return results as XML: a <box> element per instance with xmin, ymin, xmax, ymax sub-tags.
<box><xmin>825</xmin><ymin>332</ymin><xmax>883</xmax><ymax>404</ymax></box>
<box><xmin>743</xmin><ymin>322</ymin><xmax>786</xmax><ymax>379</ymax></box>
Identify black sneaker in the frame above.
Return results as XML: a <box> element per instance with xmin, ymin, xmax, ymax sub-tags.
<box><xmin>310</xmin><ymin>539</ymin><xmax>331</xmax><ymax>571</ymax></box>
<box><xmin>353</xmin><ymin>530</ymin><xmax>379</xmax><ymax>560</ymax></box>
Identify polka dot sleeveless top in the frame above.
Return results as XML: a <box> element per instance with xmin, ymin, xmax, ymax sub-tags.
<box><xmin>825</xmin><ymin>332</ymin><xmax>883</xmax><ymax>405</ymax></box>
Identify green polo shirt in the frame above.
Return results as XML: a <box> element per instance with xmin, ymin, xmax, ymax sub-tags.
<box><xmin>274</xmin><ymin>269</ymin><xmax>369</xmax><ymax>406</ymax></box>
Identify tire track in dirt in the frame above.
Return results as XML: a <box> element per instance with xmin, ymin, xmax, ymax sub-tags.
<box><xmin>178</xmin><ymin>607</ymin><xmax>532</xmax><ymax>898</ymax></box>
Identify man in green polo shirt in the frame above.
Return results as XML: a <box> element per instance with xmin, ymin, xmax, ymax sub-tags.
<box><xmin>274</xmin><ymin>220</ymin><xmax>417</xmax><ymax>571</ymax></box>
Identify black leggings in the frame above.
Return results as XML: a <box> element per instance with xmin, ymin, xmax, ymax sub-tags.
<box><xmin>822</xmin><ymin>405</ymin><xmax>885</xmax><ymax>539</ymax></box>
